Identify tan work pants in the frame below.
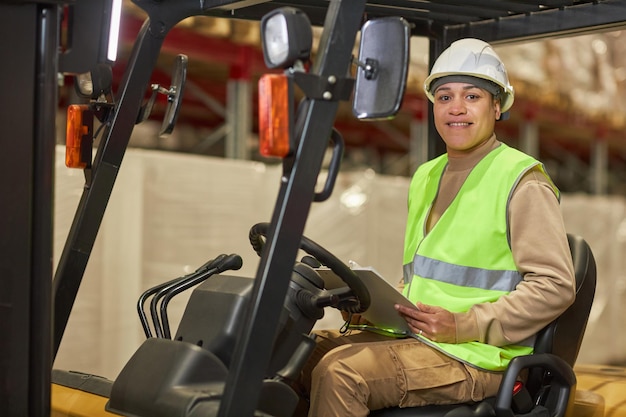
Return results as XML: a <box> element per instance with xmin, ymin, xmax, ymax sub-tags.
<box><xmin>298</xmin><ymin>329</ymin><xmax>503</xmax><ymax>417</ymax></box>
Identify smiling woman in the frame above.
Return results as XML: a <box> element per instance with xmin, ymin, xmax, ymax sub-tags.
<box><xmin>424</xmin><ymin>38</ymin><xmax>515</xmax><ymax>114</ymax></box>
<box><xmin>431</xmin><ymin>82</ymin><xmax>501</xmax><ymax>156</ymax></box>
<box><xmin>424</xmin><ymin>39</ymin><xmax>511</xmax><ymax>156</ymax></box>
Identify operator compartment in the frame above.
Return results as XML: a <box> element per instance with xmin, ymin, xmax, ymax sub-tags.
<box><xmin>105</xmin><ymin>229</ymin><xmax>356</xmax><ymax>417</ymax></box>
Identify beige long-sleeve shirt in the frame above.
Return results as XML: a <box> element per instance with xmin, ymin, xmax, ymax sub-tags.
<box><xmin>426</xmin><ymin>134</ymin><xmax>576</xmax><ymax>347</ymax></box>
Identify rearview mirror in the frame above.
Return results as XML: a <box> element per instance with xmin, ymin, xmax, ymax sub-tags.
<box><xmin>136</xmin><ymin>54</ymin><xmax>188</xmax><ymax>136</ymax></box>
<box><xmin>160</xmin><ymin>54</ymin><xmax>188</xmax><ymax>136</ymax></box>
<box><xmin>352</xmin><ymin>17</ymin><xmax>410</xmax><ymax>120</ymax></box>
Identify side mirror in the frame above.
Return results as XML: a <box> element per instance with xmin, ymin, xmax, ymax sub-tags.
<box><xmin>160</xmin><ymin>54</ymin><xmax>188</xmax><ymax>136</ymax></box>
<box><xmin>352</xmin><ymin>17</ymin><xmax>410</xmax><ymax>120</ymax></box>
<box><xmin>137</xmin><ymin>54</ymin><xmax>188</xmax><ymax>136</ymax></box>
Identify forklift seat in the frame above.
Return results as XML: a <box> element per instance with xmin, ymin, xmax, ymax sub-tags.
<box><xmin>370</xmin><ymin>233</ymin><xmax>597</xmax><ymax>417</ymax></box>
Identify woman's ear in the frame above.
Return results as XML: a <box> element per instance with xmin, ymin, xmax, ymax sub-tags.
<box><xmin>494</xmin><ymin>99</ymin><xmax>502</xmax><ymax>121</ymax></box>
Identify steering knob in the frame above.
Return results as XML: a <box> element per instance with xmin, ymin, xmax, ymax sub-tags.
<box><xmin>301</xmin><ymin>255</ymin><xmax>322</xmax><ymax>268</ymax></box>
<box><xmin>292</xmin><ymin>263</ymin><xmax>325</xmax><ymax>290</ymax></box>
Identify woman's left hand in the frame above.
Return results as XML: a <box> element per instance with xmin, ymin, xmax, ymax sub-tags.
<box><xmin>395</xmin><ymin>302</ymin><xmax>457</xmax><ymax>343</ymax></box>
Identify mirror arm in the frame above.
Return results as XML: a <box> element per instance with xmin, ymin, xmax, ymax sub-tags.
<box><xmin>292</xmin><ymin>72</ymin><xmax>354</xmax><ymax>101</ymax></box>
<box><xmin>136</xmin><ymin>85</ymin><xmax>159</xmax><ymax>124</ymax></box>
<box><xmin>91</xmin><ymin>102</ymin><xmax>113</xmax><ymax>124</ymax></box>
<box><xmin>135</xmin><ymin>81</ymin><xmax>181</xmax><ymax>125</ymax></box>
<box><xmin>353</xmin><ymin>57</ymin><xmax>379</xmax><ymax>80</ymax></box>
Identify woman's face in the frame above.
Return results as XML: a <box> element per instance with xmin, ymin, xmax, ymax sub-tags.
<box><xmin>432</xmin><ymin>82</ymin><xmax>501</xmax><ymax>157</ymax></box>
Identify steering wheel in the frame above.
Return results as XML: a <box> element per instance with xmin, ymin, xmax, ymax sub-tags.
<box><xmin>248</xmin><ymin>222</ymin><xmax>370</xmax><ymax>313</ymax></box>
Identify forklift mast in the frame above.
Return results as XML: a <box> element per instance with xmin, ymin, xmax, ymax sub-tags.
<box><xmin>0</xmin><ymin>3</ymin><xmax>59</xmax><ymax>416</ymax></box>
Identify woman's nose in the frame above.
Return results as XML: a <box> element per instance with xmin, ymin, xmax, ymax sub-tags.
<box><xmin>448</xmin><ymin>98</ymin><xmax>466</xmax><ymax>114</ymax></box>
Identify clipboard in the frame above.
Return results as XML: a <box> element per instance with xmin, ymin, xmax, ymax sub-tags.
<box><xmin>316</xmin><ymin>264</ymin><xmax>416</xmax><ymax>335</ymax></box>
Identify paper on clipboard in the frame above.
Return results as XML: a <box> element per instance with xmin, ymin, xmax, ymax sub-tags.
<box><xmin>315</xmin><ymin>262</ymin><xmax>416</xmax><ymax>334</ymax></box>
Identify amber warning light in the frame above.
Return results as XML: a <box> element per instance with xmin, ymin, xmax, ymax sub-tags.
<box><xmin>65</xmin><ymin>104</ymin><xmax>94</xmax><ymax>169</ymax></box>
<box><xmin>258</xmin><ymin>74</ymin><xmax>293</xmax><ymax>158</ymax></box>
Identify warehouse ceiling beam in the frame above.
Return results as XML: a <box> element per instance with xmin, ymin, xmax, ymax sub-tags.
<box><xmin>442</xmin><ymin>0</ymin><xmax>626</xmax><ymax>46</ymax></box>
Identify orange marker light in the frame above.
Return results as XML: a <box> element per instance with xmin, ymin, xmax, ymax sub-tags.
<box><xmin>258</xmin><ymin>74</ymin><xmax>292</xmax><ymax>158</ymax></box>
<box><xmin>65</xmin><ymin>104</ymin><xmax>93</xmax><ymax>169</ymax></box>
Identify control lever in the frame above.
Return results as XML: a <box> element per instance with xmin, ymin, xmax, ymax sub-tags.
<box><xmin>149</xmin><ymin>254</ymin><xmax>227</xmax><ymax>338</ymax></box>
<box><xmin>138</xmin><ymin>275</ymin><xmax>187</xmax><ymax>338</ymax></box>
<box><xmin>157</xmin><ymin>254</ymin><xmax>243</xmax><ymax>339</ymax></box>
<box><xmin>137</xmin><ymin>254</ymin><xmax>242</xmax><ymax>339</ymax></box>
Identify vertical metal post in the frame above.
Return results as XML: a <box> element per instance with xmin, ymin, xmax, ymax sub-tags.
<box><xmin>520</xmin><ymin>119</ymin><xmax>540</xmax><ymax>158</ymax></box>
<box><xmin>31</xmin><ymin>6</ymin><xmax>59</xmax><ymax>416</ymax></box>
<box><xmin>409</xmin><ymin>116</ymin><xmax>428</xmax><ymax>174</ymax></box>
<box><xmin>225</xmin><ymin>46</ymin><xmax>253</xmax><ymax>160</ymax></box>
<box><xmin>0</xmin><ymin>3</ymin><xmax>58</xmax><ymax>416</ymax></box>
<box><xmin>591</xmin><ymin>138</ymin><xmax>608</xmax><ymax>195</ymax></box>
<box><xmin>225</xmin><ymin>79</ymin><xmax>251</xmax><ymax>159</ymax></box>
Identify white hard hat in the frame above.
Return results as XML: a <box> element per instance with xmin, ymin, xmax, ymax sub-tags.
<box><xmin>423</xmin><ymin>38</ymin><xmax>514</xmax><ymax>113</ymax></box>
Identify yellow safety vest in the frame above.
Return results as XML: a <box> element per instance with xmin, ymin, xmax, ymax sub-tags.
<box><xmin>403</xmin><ymin>144</ymin><xmax>558</xmax><ymax>371</ymax></box>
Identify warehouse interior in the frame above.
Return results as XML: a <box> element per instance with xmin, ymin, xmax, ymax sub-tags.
<box><xmin>59</xmin><ymin>1</ymin><xmax>626</xmax><ymax>193</ymax></box>
<box><xmin>51</xmin><ymin>1</ymin><xmax>626</xmax><ymax>382</ymax></box>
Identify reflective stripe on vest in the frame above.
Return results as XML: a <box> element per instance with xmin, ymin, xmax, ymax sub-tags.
<box><xmin>402</xmin><ymin>144</ymin><xmax>558</xmax><ymax>371</ymax></box>
<box><xmin>411</xmin><ymin>255</ymin><xmax>523</xmax><ymax>292</ymax></box>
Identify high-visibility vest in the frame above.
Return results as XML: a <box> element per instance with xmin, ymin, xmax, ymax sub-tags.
<box><xmin>402</xmin><ymin>144</ymin><xmax>558</xmax><ymax>371</ymax></box>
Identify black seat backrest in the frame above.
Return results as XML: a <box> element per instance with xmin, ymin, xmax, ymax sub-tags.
<box><xmin>529</xmin><ymin>234</ymin><xmax>596</xmax><ymax>391</ymax></box>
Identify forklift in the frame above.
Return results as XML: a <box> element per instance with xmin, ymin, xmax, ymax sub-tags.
<box><xmin>2</xmin><ymin>1</ymin><xmax>626</xmax><ymax>416</ymax></box>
